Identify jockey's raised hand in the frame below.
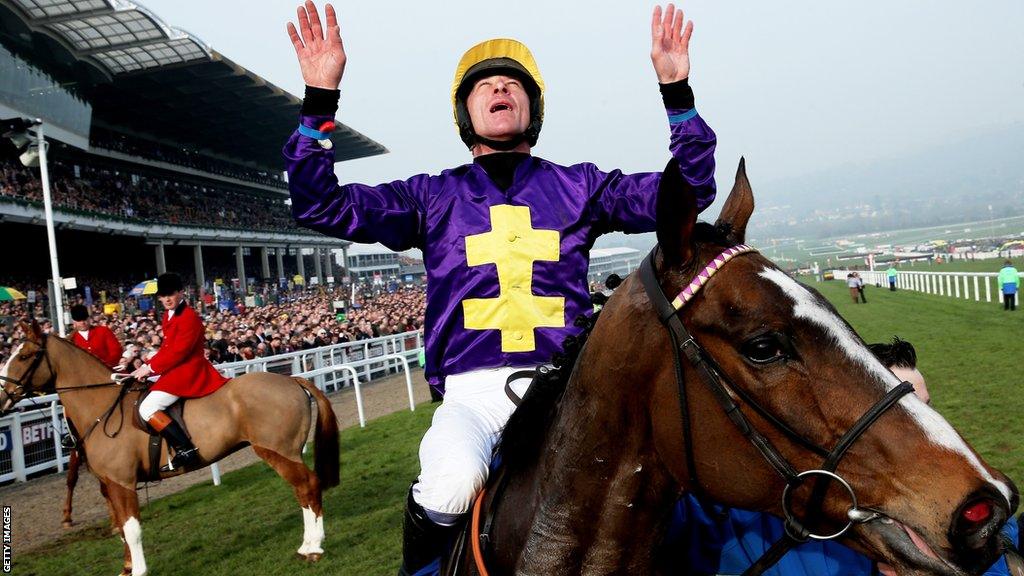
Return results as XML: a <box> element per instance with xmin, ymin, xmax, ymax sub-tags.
<box><xmin>287</xmin><ymin>1</ymin><xmax>346</xmax><ymax>90</ymax></box>
<box><xmin>651</xmin><ymin>4</ymin><xmax>694</xmax><ymax>83</ymax></box>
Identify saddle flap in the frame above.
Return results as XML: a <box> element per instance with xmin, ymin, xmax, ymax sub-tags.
<box><xmin>132</xmin><ymin>387</ymin><xmax>190</xmax><ymax>438</ymax></box>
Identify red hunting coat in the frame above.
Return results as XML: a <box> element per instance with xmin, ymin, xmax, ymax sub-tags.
<box><xmin>149</xmin><ymin>302</ymin><xmax>228</xmax><ymax>398</ymax></box>
<box><xmin>71</xmin><ymin>325</ymin><xmax>123</xmax><ymax>368</ymax></box>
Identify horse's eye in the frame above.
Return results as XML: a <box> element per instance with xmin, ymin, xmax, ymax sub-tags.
<box><xmin>742</xmin><ymin>335</ymin><xmax>787</xmax><ymax>364</ymax></box>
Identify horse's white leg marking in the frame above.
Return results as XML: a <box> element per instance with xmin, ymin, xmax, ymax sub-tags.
<box><xmin>759</xmin><ymin>267</ymin><xmax>1013</xmax><ymax>506</ymax></box>
<box><xmin>297</xmin><ymin>506</ymin><xmax>324</xmax><ymax>556</ymax></box>
<box><xmin>123</xmin><ymin>516</ymin><xmax>147</xmax><ymax>576</ymax></box>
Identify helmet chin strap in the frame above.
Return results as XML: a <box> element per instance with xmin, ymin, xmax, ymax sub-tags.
<box><xmin>474</xmin><ymin>133</ymin><xmax>527</xmax><ymax>152</ymax></box>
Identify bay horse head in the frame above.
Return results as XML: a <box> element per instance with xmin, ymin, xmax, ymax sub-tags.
<box><xmin>482</xmin><ymin>160</ymin><xmax>1018</xmax><ymax>576</ymax></box>
<box><xmin>0</xmin><ymin>321</ymin><xmax>56</xmax><ymax>412</ymax></box>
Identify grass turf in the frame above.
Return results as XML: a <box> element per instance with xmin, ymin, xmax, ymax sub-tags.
<box><xmin>13</xmin><ymin>278</ymin><xmax>1023</xmax><ymax>575</ymax></box>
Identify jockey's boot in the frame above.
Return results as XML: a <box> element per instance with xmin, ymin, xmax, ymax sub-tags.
<box><xmin>147</xmin><ymin>411</ymin><xmax>200</xmax><ymax>473</ymax></box>
<box><xmin>398</xmin><ymin>486</ymin><xmax>459</xmax><ymax>576</ymax></box>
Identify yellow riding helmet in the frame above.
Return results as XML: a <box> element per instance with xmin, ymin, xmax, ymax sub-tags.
<box><xmin>451</xmin><ymin>38</ymin><xmax>545</xmax><ymax>149</ymax></box>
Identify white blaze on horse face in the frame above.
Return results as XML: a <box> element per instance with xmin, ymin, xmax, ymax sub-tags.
<box><xmin>297</xmin><ymin>507</ymin><xmax>324</xmax><ymax>556</ymax></box>
<box><xmin>0</xmin><ymin>343</ymin><xmax>23</xmax><ymax>409</ymax></box>
<box><xmin>122</xmin><ymin>516</ymin><xmax>148</xmax><ymax>576</ymax></box>
<box><xmin>0</xmin><ymin>343</ymin><xmax>22</xmax><ymax>381</ymax></box>
<box><xmin>758</xmin><ymin>267</ymin><xmax>1013</xmax><ymax>506</ymax></box>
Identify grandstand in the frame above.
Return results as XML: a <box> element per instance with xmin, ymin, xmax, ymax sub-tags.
<box><xmin>0</xmin><ymin>0</ymin><xmax>387</xmax><ymax>296</ymax></box>
<box><xmin>587</xmin><ymin>247</ymin><xmax>642</xmax><ymax>284</ymax></box>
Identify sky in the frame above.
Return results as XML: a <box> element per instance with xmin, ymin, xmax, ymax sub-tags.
<box><xmin>138</xmin><ymin>0</ymin><xmax>1024</xmax><ymax>221</ymax></box>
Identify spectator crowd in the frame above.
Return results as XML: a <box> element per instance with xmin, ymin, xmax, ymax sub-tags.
<box><xmin>1</xmin><ymin>153</ymin><xmax>301</xmax><ymax>232</ymax></box>
<box><xmin>0</xmin><ymin>285</ymin><xmax>426</xmax><ymax>372</ymax></box>
<box><xmin>90</xmin><ymin>127</ymin><xmax>287</xmax><ymax>190</ymax></box>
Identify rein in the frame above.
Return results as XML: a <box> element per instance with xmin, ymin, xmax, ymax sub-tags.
<box><xmin>637</xmin><ymin>245</ymin><xmax>914</xmax><ymax>576</ymax></box>
<box><xmin>1</xmin><ymin>335</ymin><xmax>140</xmax><ymax>445</ymax></box>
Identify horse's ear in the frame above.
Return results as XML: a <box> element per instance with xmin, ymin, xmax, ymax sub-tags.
<box><xmin>714</xmin><ymin>157</ymin><xmax>755</xmax><ymax>244</ymax></box>
<box><xmin>19</xmin><ymin>321</ymin><xmax>42</xmax><ymax>343</ymax></box>
<box><xmin>656</xmin><ymin>159</ymin><xmax>698</xmax><ymax>268</ymax></box>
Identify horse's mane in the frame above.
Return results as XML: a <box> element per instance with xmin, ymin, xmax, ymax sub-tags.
<box><xmin>48</xmin><ymin>334</ymin><xmax>115</xmax><ymax>373</ymax></box>
<box><xmin>496</xmin><ymin>318</ymin><xmax>587</xmax><ymax>476</ymax></box>
<box><xmin>496</xmin><ymin>222</ymin><xmax>730</xmax><ymax>476</ymax></box>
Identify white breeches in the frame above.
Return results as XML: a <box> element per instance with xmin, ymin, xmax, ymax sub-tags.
<box><xmin>412</xmin><ymin>367</ymin><xmax>532</xmax><ymax>522</ymax></box>
<box><xmin>138</xmin><ymin>390</ymin><xmax>180</xmax><ymax>421</ymax></box>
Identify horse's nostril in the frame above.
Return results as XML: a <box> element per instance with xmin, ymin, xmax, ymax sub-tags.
<box><xmin>950</xmin><ymin>492</ymin><xmax>1007</xmax><ymax>566</ymax></box>
<box><xmin>962</xmin><ymin>500</ymin><xmax>993</xmax><ymax>524</ymax></box>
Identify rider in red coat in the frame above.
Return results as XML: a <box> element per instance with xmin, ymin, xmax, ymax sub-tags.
<box><xmin>69</xmin><ymin>305</ymin><xmax>123</xmax><ymax>368</ymax></box>
<box><xmin>132</xmin><ymin>273</ymin><xmax>228</xmax><ymax>472</ymax></box>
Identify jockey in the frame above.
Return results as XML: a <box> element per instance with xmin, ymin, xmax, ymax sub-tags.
<box><xmin>131</xmin><ymin>273</ymin><xmax>229</xmax><ymax>472</ymax></box>
<box><xmin>283</xmin><ymin>3</ymin><xmax>717</xmax><ymax>574</ymax></box>
<box><xmin>69</xmin><ymin>304</ymin><xmax>123</xmax><ymax>368</ymax></box>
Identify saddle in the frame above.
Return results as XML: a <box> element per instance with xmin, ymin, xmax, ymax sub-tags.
<box><xmin>132</xmin><ymin>387</ymin><xmax>191</xmax><ymax>481</ymax></box>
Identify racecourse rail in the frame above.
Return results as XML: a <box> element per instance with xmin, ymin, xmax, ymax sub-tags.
<box><xmin>0</xmin><ymin>330</ymin><xmax>424</xmax><ymax>484</ymax></box>
<box><xmin>830</xmin><ymin>269</ymin><xmax>1021</xmax><ymax>305</ymax></box>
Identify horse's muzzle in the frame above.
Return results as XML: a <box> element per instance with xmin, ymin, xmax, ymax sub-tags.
<box><xmin>948</xmin><ymin>483</ymin><xmax>1019</xmax><ymax>573</ymax></box>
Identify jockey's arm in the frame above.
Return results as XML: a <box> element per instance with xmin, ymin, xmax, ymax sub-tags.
<box><xmin>283</xmin><ymin>87</ymin><xmax>428</xmax><ymax>251</ymax></box>
<box><xmin>148</xmin><ymin>314</ymin><xmax>203</xmax><ymax>375</ymax></box>
<box><xmin>587</xmin><ymin>79</ymin><xmax>716</xmax><ymax>235</ymax></box>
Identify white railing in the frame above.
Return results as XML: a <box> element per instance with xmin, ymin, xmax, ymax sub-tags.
<box><xmin>830</xmin><ymin>269</ymin><xmax>1021</xmax><ymax>305</ymax></box>
<box><xmin>0</xmin><ymin>331</ymin><xmax>424</xmax><ymax>484</ymax></box>
<box><xmin>0</xmin><ymin>398</ymin><xmax>70</xmax><ymax>485</ymax></box>
<box><xmin>216</xmin><ymin>330</ymin><xmax>424</xmax><ymax>392</ymax></box>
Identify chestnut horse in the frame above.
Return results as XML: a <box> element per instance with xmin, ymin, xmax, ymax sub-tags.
<box><xmin>0</xmin><ymin>328</ymin><xmax>339</xmax><ymax>576</ymax></box>
<box><xmin>454</xmin><ymin>160</ymin><xmax>1018</xmax><ymax>576</ymax></box>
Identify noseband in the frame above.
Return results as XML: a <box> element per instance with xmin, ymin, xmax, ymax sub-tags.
<box><xmin>638</xmin><ymin>245</ymin><xmax>914</xmax><ymax>575</ymax></box>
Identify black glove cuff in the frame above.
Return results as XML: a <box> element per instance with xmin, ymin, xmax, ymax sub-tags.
<box><xmin>302</xmin><ymin>86</ymin><xmax>340</xmax><ymax>116</ymax></box>
<box><xmin>659</xmin><ymin>78</ymin><xmax>695</xmax><ymax>110</ymax></box>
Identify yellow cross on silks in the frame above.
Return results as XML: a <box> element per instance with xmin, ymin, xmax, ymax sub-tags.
<box><xmin>463</xmin><ymin>204</ymin><xmax>564</xmax><ymax>353</ymax></box>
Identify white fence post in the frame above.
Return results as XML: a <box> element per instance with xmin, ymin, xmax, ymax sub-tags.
<box><xmin>11</xmin><ymin>412</ymin><xmax>25</xmax><ymax>483</ymax></box>
<box><xmin>50</xmin><ymin>400</ymin><xmax>64</xmax><ymax>473</ymax></box>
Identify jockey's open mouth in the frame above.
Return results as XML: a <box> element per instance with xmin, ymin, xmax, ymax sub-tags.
<box><xmin>489</xmin><ymin>100</ymin><xmax>513</xmax><ymax>114</ymax></box>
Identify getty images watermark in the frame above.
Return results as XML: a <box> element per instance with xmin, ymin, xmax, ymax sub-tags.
<box><xmin>2</xmin><ymin>505</ymin><xmax>10</xmax><ymax>573</ymax></box>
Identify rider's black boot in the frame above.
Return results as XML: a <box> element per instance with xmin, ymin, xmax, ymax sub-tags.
<box><xmin>148</xmin><ymin>412</ymin><xmax>200</xmax><ymax>473</ymax></box>
<box><xmin>397</xmin><ymin>485</ymin><xmax>459</xmax><ymax>576</ymax></box>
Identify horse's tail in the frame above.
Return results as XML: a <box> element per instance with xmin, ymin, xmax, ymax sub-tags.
<box><xmin>292</xmin><ymin>377</ymin><xmax>340</xmax><ymax>490</ymax></box>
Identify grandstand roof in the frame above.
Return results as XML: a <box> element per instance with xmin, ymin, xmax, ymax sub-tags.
<box><xmin>590</xmin><ymin>247</ymin><xmax>641</xmax><ymax>258</ymax></box>
<box><xmin>0</xmin><ymin>0</ymin><xmax>387</xmax><ymax>170</ymax></box>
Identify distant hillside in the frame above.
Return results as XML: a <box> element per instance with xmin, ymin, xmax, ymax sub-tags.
<box><xmin>750</xmin><ymin>123</ymin><xmax>1024</xmax><ymax>239</ymax></box>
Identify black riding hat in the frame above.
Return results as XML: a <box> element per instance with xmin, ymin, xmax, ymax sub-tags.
<box><xmin>69</xmin><ymin>304</ymin><xmax>89</xmax><ymax>322</ymax></box>
<box><xmin>156</xmin><ymin>273</ymin><xmax>184</xmax><ymax>296</ymax></box>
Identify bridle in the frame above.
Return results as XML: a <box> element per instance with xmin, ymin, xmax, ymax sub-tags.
<box><xmin>0</xmin><ymin>335</ymin><xmax>125</xmax><ymax>401</ymax></box>
<box><xmin>0</xmin><ymin>334</ymin><xmax>56</xmax><ymax>402</ymax></box>
<box><xmin>638</xmin><ymin>244</ymin><xmax>914</xmax><ymax>576</ymax></box>
<box><xmin>1</xmin><ymin>334</ymin><xmax>137</xmax><ymax>444</ymax></box>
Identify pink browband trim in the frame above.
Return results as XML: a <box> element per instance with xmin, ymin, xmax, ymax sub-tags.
<box><xmin>671</xmin><ymin>244</ymin><xmax>758</xmax><ymax>309</ymax></box>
